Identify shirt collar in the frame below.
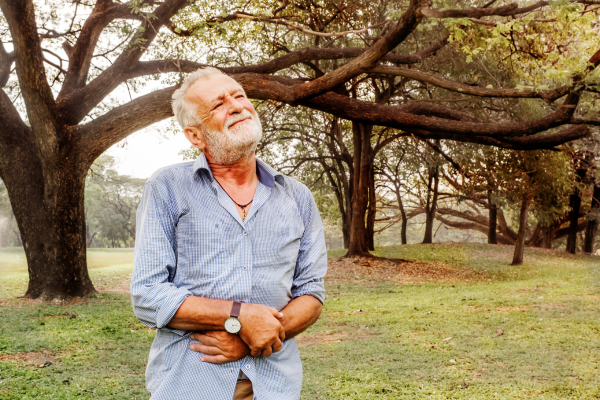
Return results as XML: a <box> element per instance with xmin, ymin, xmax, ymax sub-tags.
<box><xmin>192</xmin><ymin>152</ymin><xmax>284</xmax><ymax>188</ymax></box>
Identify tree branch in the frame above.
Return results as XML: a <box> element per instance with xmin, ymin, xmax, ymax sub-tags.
<box><xmin>421</xmin><ymin>2</ymin><xmax>546</xmax><ymax>18</ymax></box>
<box><xmin>370</xmin><ymin>65</ymin><xmax>569</xmax><ymax>102</ymax></box>
<box><xmin>58</xmin><ymin>0</ymin><xmax>190</xmax><ymax>126</ymax></box>
<box><xmin>282</xmin><ymin>0</ymin><xmax>424</xmax><ymax>102</ymax></box>
<box><xmin>238</xmin><ymin>75</ymin><xmax>575</xmax><ymax>137</ymax></box>
<box><xmin>126</xmin><ymin>33</ymin><xmax>449</xmax><ymax>78</ymax></box>
<box><xmin>58</xmin><ymin>0</ymin><xmax>137</xmax><ymax>97</ymax></box>
<box><xmin>77</xmin><ymin>86</ymin><xmax>177</xmax><ymax>165</ymax></box>
<box><xmin>0</xmin><ymin>0</ymin><xmax>60</xmax><ymax>157</ymax></box>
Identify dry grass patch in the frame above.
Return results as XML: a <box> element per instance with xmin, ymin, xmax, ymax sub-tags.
<box><xmin>0</xmin><ymin>350</ymin><xmax>59</xmax><ymax>367</ymax></box>
<box><xmin>99</xmin><ymin>281</ymin><xmax>131</xmax><ymax>294</ymax></box>
<box><xmin>327</xmin><ymin>256</ymin><xmax>481</xmax><ymax>283</ymax></box>
<box><xmin>296</xmin><ymin>329</ymin><xmax>371</xmax><ymax>347</ymax></box>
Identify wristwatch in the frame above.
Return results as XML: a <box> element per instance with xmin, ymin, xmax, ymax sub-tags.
<box><xmin>224</xmin><ymin>301</ymin><xmax>243</xmax><ymax>334</ymax></box>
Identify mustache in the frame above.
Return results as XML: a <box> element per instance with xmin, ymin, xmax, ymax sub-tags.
<box><xmin>226</xmin><ymin>110</ymin><xmax>253</xmax><ymax>129</ymax></box>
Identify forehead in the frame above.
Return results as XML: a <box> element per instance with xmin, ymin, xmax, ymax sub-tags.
<box><xmin>186</xmin><ymin>74</ymin><xmax>244</xmax><ymax>108</ymax></box>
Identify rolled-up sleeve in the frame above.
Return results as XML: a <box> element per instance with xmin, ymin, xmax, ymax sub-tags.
<box><xmin>131</xmin><ymin>180</ymin><xmax>192</xmax><ymax>333</ymax></box>
<box><xmin>290</xmin><ymin>187</ymin><xmax>328</xmax><ymax>304</ymax></box>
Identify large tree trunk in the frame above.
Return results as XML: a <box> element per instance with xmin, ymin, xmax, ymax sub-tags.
<box><xmin>366</xmin><ymin>164</ymin><xmax>376</xmax><ymax>251</ymax></box>
<box><xmin>41</xmin><ymin>164</ymin><xmax>95</xmax><ymax>301</ymax></box>
<box><xmin>488</xmin><ymin>190</ymin><xmax>498</xmax><ymax>244</ymax></box>
<box><xmin>512</xmin><ymin>196</ymin><xmax>531</xmax><ymax>265</ymax></box>
<box><xmin>566</xmin><ymin>191</ymin><xmax>582</xmax><ymax>254</ymax></box>
<box><xmin>584</xmin><ymin>183</ymin><xmax>600</xmax><ymax>253</ymax></box>
<box><xmin>347</xmin><ymin>122</ymin><xmax>372</xmax><ymax>257</ymax></box>
<box><xmin>0</xmin><ymin>126</ymin><xmax>95</xmax><ymax>300</ymax></box>
<box><xmin>422</xmin><ymin>163</ymin><xmax>439</xmax><ymax>244</ymax></box>
<box><xmin>0</xmin><ymin>138</ymin><xmax>49</xmax><ymax>298</ymax></box>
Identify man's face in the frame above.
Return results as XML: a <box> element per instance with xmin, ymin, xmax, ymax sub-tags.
<box><xmin>184</xmin><ymin>74</ymin><xmax>263</xmax><ymax>165</ymax></box>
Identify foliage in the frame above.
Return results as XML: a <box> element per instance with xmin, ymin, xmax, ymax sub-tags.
<box><xmin>85</xmin><ymin>156</ymin><xmax>145</xmax><ymax>248</ymax></box>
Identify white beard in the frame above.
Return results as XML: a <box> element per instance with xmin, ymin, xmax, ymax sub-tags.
<box><xmin>201</xmin><ymin>109</ymin><xmax>263</xmax><ymax>165</ymax></box>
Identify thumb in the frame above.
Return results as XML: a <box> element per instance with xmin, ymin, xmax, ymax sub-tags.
<box><xmin>269</xmin><ymin>307</ymin><xmax>283</xmax><ymax>319</ymax></box>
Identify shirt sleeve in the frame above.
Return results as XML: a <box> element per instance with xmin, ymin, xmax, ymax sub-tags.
<box><xmin>130</xmin><ymin>180</ymin><xmax>192</xmax><ymax>336</ymax></box>
<box><xmin>290</xmin><ymin>187</ymin><xmax>328</xmax><ymax>304</ymax></box>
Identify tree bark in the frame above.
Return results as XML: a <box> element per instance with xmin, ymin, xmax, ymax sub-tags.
<box><xmin>541</xmin><ymin>224</ymin><xmax>555</xmax><ymax>249</ymax></box>
<box><xmin>400</xmin><ymin>200</ymin><xmax>408</xmax><ymax>245</ymax></box>
<box><xmin>566</xmin><ymin>191</ymin><xmax>582</xmax><ymax>254</ymax></box>
<box><xmin>488</xmin><ymin>190</ymin><xmax>498</xmax><ymax>244</ymax></box>
<box><xmin>366</xmin><ymin>164</ymin><xmax>376</xmax><ymax>251</ymax></box>
<box><xmin>346</xmin><ymin>122</ymin><xmax>372</xmax><ymax>257</ymax></box>
<box><xmin>1</xmin><ymin>147</ymin><xmax>95</xmax><ymax>300</ymax></box>
<box><xmin>422</xmin><ymin>163</ymin><xmax>439</xmax><ymax>244</ymax></box>
<box><xmin>584</xmin><ymin>183</ymin><xmax>600</xmax><ymax>253</ymax></box>
<box><xmin>0</xmin><ymin>139</ymin><xmax>49</xmax><ymax>298</ymax></box>
<box><xmin>512</xmin><ymin>196</ymin><xmax>531</xmax><ymax>265</ymax></box>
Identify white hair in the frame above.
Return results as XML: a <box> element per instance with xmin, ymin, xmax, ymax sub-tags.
<box><xmin>171</xmin><ymin>67</ymin><xmax>227</xmax><ymax>129</ymax></box>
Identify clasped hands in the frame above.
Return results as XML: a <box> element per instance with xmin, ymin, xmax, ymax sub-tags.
<box><xmin>190</xmin><ymin>303</ymin><xmax>285</xmax><ymax>364</ymax></box>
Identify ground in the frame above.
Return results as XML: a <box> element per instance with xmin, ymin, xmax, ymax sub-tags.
<box><xmin>0</xmin><ymin>244</ymin><xmax>599</xmax><ymax>399</ymax></box>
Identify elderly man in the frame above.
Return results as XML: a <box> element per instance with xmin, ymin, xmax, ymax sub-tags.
<box><xmin>130</xmin><ymin>67</ymin><xmax>327</xmax><ymax>400</ymax></box>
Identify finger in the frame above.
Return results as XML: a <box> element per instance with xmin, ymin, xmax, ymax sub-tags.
<box><xmin>191</xmin><ymin>333</ymin><xmax>220</xmax><ymax>347</ymax></box>
<box><xmin>269</xmin><ymin>307</ymin><xmax>284</xmax><ymax>319</ymax></box>
<box><xmin>200</xmin><ymin>354</ymin><xmax>229</xmax><ymax>364</ymax></box>
<box><xmin>278</xmin><ymin>326</ymin><xmax>285</xmax><ymax>343</ymax></box>
<box><xmin>250</xmin><ymin>348</ymin><xmax>262</xmax><ymax>357</ymax></box>
<box><xmin>261</xmin><ymin>347</ymin><xmax>273</xmax><ymax>358</ymax></box>
<box><xmin>273</xmin><ymin>340</ymin><xmax>283</xmax><ymax>353</ymax></box>
<box><xmin>190</xmin><ymin>344</ymin><xmax>222</xmax><ymax>355</ymax></box>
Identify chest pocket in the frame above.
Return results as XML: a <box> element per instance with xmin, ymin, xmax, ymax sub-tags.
<box><xmin>251</xmin><ymin>201</ymin><xmax>304</xmax><ymax>271</ymax></box>
<box><xmin>175</xmin><ymin>213</ymin><xmax>228</xmax><ymax>281</ymax></box>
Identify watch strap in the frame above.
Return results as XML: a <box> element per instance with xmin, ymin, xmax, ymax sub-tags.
<box><xmin>230</xmin><ymin>301</ymin><xmax>243</xmax><ymax>318</ymax></box>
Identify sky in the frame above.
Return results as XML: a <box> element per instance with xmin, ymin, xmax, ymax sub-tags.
<box><xmin>106</xmin><ymin>121</ymin><xmax>193</xmax><ymax>179</ymax></box>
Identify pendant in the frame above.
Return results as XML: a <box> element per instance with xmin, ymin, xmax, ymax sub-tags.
<box><xmin>242</xmin><ymin>208</ymin><xmax>247</xmax><ymax>222</ymax></box>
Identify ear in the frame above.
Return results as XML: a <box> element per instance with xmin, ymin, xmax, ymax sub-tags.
<box><xmin>183</xmin><ymin>126</ymin><xmax>207</xmax><ymax>152</ymax></box>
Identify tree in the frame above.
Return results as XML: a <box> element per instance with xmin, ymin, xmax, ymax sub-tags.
<box><xmin>85</xmin><ymin>155</ymin><xmax>144</xmax><ymax>248</ymax></box>
<box><xmin>0</xmin><ymin>180</ymin><xmax>22</xmax><ymax>247</ymax></box>
<box><xmin>1</xmin><ymin>0</ymin><xmax>599</xmax><ymax>299</ymax></box>
<box><xmin>565</xmin><ymin>150</ymin><xmax>596</xmax><ymax>253</ymax></box>
<box><xmin>585</xmin><ymin>179</ymin><xmax>600</xmax><ymax>253</ymax></box>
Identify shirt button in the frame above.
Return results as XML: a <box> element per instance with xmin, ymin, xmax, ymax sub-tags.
<box><xmin>243</xmin><ymin>231</ymin><xmax>248</xmax><ymax>236</ymax></box>
<box><xmin>243</xmin><ymin>266</ymin><xmax>247</xmax><ymax>271</ymax></box>
<box><xmin>245</xmin><ymin>365</ymin><xmax>250</xmax><ymax>369</ymax></box>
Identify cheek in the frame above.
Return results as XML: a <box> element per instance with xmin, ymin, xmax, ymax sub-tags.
<box><xmin>206</xmin><ymin>112</ymin><xmax>226</xmax><ymax>130</ymax></box>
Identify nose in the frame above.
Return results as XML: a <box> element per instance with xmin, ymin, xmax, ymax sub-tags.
<box><xmin>226</xmin><ymin>95</ymin><xmax>244</xmax><ymax>115</ymax></box>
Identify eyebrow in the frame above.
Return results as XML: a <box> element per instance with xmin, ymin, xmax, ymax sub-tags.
<box><xmin>211</xmin><ymin>88</ymin><xmax>245</xmax><ymax>104</ymax></box>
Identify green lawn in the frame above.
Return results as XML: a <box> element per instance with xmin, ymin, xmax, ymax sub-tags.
<box><xmin>1</xmin><ymin>244</ymin><xmax>599</xmax><ymax>399</ymax></box>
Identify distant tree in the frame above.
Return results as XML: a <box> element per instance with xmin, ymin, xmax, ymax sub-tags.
<box><xmin>0</xmin><ymin>181</ymin><xmax>21</xmax><ymax>247</ymax></box>
<box><xmin>585</xmin><ymin>179</ymin><xmax>600</xmax><ymax>253</ymax></box>
<box><xmin>85</xmin><ymin>155</ymin><xmax>144</xmax><ymax>248</ymax></box>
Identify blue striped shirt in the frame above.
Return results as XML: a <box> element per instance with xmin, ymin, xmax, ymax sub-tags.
<box><xmin>130</xmin><ymin>153</ymin><xmax>327</xmax><ymax>400</ymax></box>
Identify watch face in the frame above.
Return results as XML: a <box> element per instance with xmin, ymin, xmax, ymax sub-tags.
<box><xmin>224</xmin><ymin>317</ymin><xmax>242</xmax><ymax>334</ymax></box>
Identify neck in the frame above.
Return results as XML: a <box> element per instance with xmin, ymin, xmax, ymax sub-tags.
<box><xmin>207</xmin><ymin>153</ymin><xmax>257</xmax><ymax>187</ymax></box>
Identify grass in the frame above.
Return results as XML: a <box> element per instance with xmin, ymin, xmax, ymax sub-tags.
<box><xmin>1</xmin><ymin>244</ymin><xmax>599</xmax><ymax>399</ymax></box>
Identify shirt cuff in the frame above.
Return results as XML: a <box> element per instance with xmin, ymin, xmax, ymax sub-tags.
<box><xmin>155</xmin><ymin>288</ymin><xmax>193</xmax><ymax>330</ymax></box>
<box><xmin>291</xmin><ymin>279</ymin><xmax>325</xmax><ymax>304</ymax></box>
